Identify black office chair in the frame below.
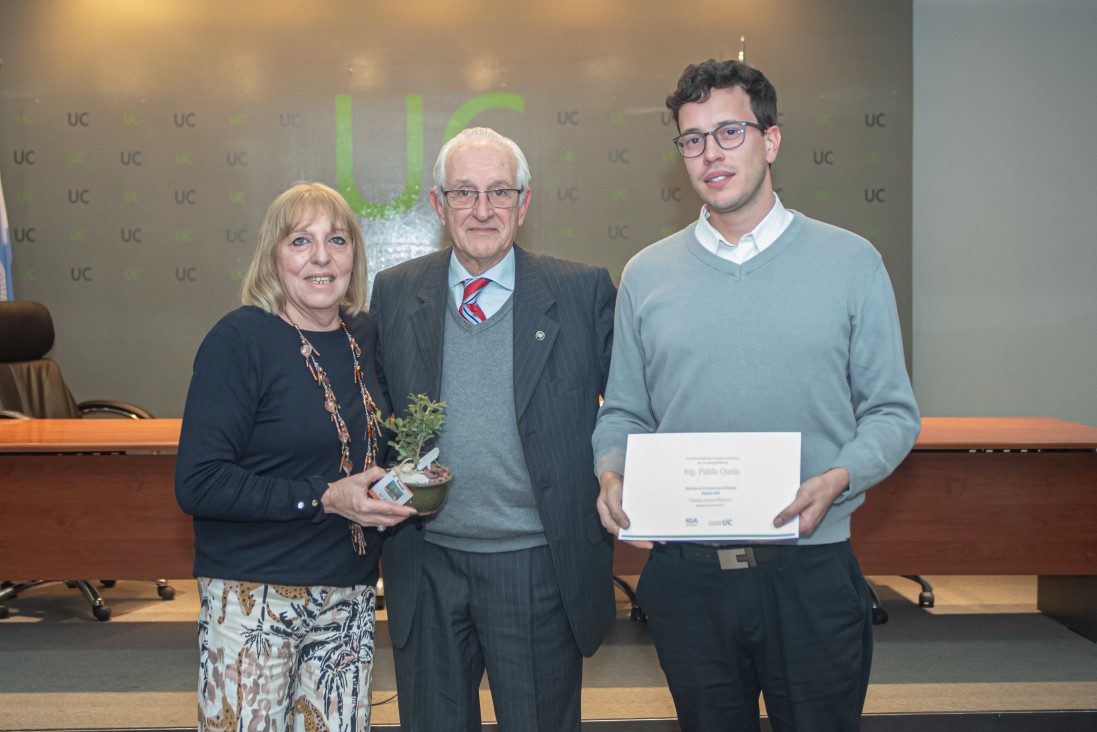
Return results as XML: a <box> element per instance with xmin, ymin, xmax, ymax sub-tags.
<box><xmin>0</xmin><ymin>300</ymin><xmax>174</xmax><ymax>621</ymax></box>
<box><xmin>869</xmin><ymin>575</ymin><xmax>935</xmax><ymax>625</ymax></box>
<box><xmin>614</xmin><ymin>576</ymin><xmax>645</xmax><ymax>622</ymax></box>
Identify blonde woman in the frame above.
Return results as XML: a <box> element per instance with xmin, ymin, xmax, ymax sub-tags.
<box><xmin>176</xmin><ymin>182</ymin><xmax>415</xmax><ymax>730</ymax></box>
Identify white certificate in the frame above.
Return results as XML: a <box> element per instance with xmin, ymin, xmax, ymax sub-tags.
<box><xmin>619</xmin><ymin>432</ymin><xmax>801</xmax><ymax>542</ymax></box>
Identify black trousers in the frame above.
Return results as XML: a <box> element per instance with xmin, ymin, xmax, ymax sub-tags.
<box><xmin>637</xmin><ymin>540</ymin><xmax>873</xmax><ymax>732</ymax></box>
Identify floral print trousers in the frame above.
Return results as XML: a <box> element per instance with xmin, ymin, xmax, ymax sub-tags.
<box><xmin>196</xmin><ymin>577</ymin><xmax>376</xmax><ymax>732</ymax></box>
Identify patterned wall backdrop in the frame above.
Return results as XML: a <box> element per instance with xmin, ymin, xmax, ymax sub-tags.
<box><xmin>0</xmin><ymin>0</ymin><xmax>912</xmax><ymax>417</ymax></box>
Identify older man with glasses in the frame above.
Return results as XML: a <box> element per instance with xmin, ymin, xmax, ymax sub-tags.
<box><xmin>593</xmin><ymin>60</ymin><xmax>920</xmax><ymax>731</ymax></box>
<box><xmin>370</xmin><ymin>127</ymin><xmax>617</xmax><ymax>731</ymax></box>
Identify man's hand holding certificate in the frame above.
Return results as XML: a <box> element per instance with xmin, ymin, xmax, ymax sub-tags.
<box><xmin>619</xmin><ymin>432</ymin><xmax>801</xmax><ymax>542</ymax></box>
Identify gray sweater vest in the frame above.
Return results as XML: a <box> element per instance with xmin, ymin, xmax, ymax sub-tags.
<box><xmin>424</xmin><ymin>295</ymin><xmax>547</xmax><ymax>552</ymax></box>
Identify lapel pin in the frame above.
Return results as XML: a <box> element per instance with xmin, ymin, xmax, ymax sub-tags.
<box><xmin>535</xmin><ymin>330</ymin><xmax>546</xmax><ymax>341</ymax></box>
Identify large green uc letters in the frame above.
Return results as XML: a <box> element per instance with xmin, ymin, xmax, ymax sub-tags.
<box><xmin>336</xmin><ymin>92</ymin><xmax>525</xmax><ymax>220</ymax></box>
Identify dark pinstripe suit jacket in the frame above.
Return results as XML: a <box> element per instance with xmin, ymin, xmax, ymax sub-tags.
<box><xmin>369</xmin><ymin>245</ymin><xmax>617</xmax><ymax>657</ymax></box>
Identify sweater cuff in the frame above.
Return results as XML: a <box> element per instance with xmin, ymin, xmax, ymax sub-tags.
<box><xmin>301</xmin><ymin>476</ymin><xmax>328</xmax><ymax>523</ymax></box>
<box><xmin>831</xmin><ymin>485</ymin><xmax>855</xmax><ymax>504</ymax></box>
<box><xmin>594</xmin><ymin>448</ymin><xmax>626</xmax><ymax>480</ymax></box>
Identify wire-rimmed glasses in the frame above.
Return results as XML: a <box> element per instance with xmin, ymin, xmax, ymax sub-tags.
<box><xmin>442</xmin><ymin>188</ymin><xmax>523</xmax><ymax>209</ymax></box>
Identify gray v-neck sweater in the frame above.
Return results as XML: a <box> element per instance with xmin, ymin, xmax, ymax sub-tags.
<box><xmin>425</xmin><ymin>296</ymin><xmax>547</xmax><ymax>552</ymax></box>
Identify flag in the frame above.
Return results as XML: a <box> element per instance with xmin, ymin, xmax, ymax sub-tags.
<box><xmin>0</xmin><ymin>166</ymin><xmax>13</xmax><ymax>300</ymax></box>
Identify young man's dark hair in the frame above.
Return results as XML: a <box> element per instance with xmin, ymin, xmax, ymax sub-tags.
<box><xmin>665</xmin><ymin>58</ymin><xmax>778</xmax><ymax>129</ymax></box>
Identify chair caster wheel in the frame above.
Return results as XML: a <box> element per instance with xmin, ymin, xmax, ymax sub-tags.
<box><xmin>630</xmin><ymin>607</ymin><xmax>647</xmax><ymax>622</ymax></box>
<box><xmin>872</xmin><ymin>607</ymin><xmax>889</xmax><ymax>625</ymax></box>
<box><xmin>919</xmin><ymin>591</ymin><xmax>934</xmax><ymax>608</ymax></box>
<box><xmin>93</xmin><ymin>605</ymin><xmax>112</xmax><ymax>621</ymax></box>
<box><xmin>158</xmin><ymin>585</ymin><xmax>176</xmax><ymax>600</ymax></box>
<box><xmin>0</xmin><ymin>606</ymin><xmax>9</xmax><ymax>619</ymax></box>
<box><xmin>101</xmin><ymin>580</ymin><xmax>117</xmax><ymax>588</ymax></box>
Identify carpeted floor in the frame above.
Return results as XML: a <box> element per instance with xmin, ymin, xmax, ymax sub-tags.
<box><xmin>0</xmin><ymin>575</ymin><xmax>1095</xmax><ymax>729</ymax></box>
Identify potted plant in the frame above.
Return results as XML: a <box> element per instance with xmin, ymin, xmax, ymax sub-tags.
<box><xmin>374</xmin><ymin>394</ymin><xmax>452</xmax><ymax>513</ymax></box>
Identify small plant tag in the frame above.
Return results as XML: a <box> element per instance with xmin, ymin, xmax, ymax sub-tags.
<box><xmin>417</xmin><ymin>447</ymin><xmax>441</xmax><ymax>471</ymax></box>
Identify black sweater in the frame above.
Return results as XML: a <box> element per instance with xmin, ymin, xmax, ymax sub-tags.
<box><xmin>175</xmin><ymin>306</ymin><xmax>388</xmax><ymax>586</ymax></box>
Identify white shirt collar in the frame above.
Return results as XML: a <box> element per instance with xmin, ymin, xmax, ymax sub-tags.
<box><xmin>695</xmin><ymin>194</ymin><xmax>794</xmax><ymax>264</ymax></box>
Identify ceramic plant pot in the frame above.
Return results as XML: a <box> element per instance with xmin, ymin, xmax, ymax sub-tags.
<box><xmin>395</xmin><ymin>464</ymin><xmax>453</xmax><ymax>514</ymax></box>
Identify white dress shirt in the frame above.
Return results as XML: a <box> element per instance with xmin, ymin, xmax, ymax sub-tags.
<box><xmin>694</xmin><ymin>193</ymin><xmax>794</xmax><ymax>264</ymax></box>
<box><xmin>448</xmin><ymin>248</ymin><xmax>516</xmax><ymax>320</ymax></box>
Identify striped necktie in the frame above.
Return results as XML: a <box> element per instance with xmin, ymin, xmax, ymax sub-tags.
<box><xmin>460</xmin><ymin>277</ymin><xmax>491</xmax><ymax>324</ymax></box>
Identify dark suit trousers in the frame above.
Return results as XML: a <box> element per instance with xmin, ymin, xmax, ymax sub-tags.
<box><xmin>637</xmin><ymin>540</ymin><xmax>873</xmax><ymax>732</ymax></box>
<box><xmin>391</xmin><ymin>541</ymin><xmax>583</xmax><ymax>732</ymax></box>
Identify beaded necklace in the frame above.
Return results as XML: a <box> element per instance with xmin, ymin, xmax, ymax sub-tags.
<box><xmin>291</xmin><ymin>318</ymin><xmax>380</xmax><ymax>555</ymax></box>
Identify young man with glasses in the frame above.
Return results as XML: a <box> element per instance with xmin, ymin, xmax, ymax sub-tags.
<box><xmin>593</xmin><ymin>60</ymin><xmax>920</xmax><ymax>731</ymax></box>
<box><xmin>370</xmin><ymin>127</ymin><xmax>617</xmax><ymax>731</ymax></box>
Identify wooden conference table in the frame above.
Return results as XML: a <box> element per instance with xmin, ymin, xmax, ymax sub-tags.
<box><xmin>0</xmin><ymin>418</ymin><xmax>190</xmax><ymax>579</ymax></box>
<box><xmin>1</xmin><ymin>417</ymin><xmax>1096</xmax><ymax>634</ymax></box>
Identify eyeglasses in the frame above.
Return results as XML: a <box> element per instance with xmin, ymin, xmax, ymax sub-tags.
<box><xmin>442</xmin><ymin>188</ymin><xmax>523</xmax><ymax>209</ymax></box>
<box><xmin>671</xmin><ymin>121</ymin><xmax>767</xmax><ymax>158</ymax></box>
